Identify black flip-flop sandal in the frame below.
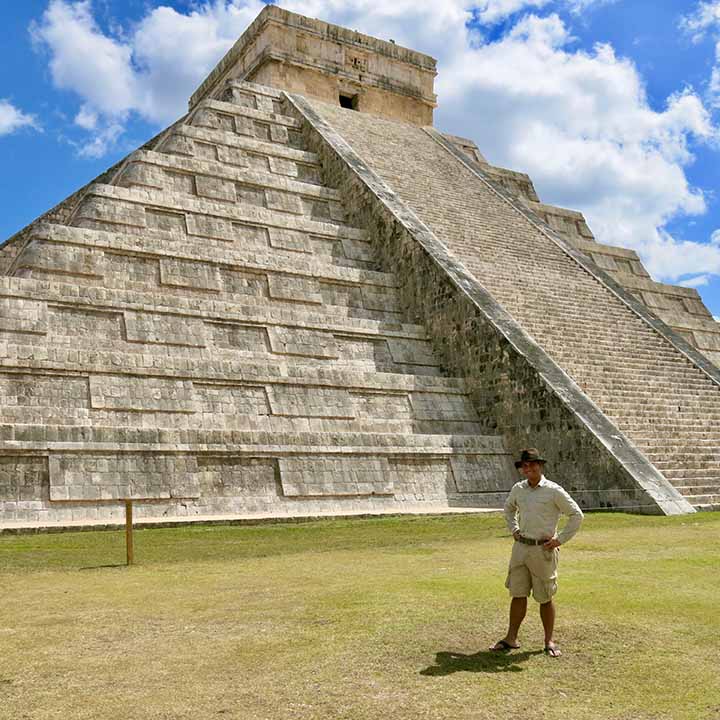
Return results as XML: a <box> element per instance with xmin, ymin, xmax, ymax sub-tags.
<box><xmin>490</xmin><ymin>639</ymin><xmax>520</xmax><ymax>651</ymax></box>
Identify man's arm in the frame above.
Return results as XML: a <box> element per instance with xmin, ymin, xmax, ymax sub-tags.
<box><xmin>554</xmin><ymin>487</ymin><xmax>584</xmax><ymax>545</ymax></box>
<box><xmin>503</xmin><ymin>486</ymin><xmax>520</xmax><ymax>538</ymax></box>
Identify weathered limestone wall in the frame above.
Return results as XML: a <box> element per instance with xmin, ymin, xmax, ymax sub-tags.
<box><xmin>0</xmin><ymin>83</ymin><xmax>516</xmax><ymax>527</ymax></box>
<box><xmin>288</xmin><ymin>93</ymin><xmax>695</xmax><ymax>514</ymax></box>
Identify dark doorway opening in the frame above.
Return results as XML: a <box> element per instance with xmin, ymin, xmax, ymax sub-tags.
<box><xmin>339</xmin><ymin>93</ymin><xmax>359</xmax><ymax>110</ymax></box>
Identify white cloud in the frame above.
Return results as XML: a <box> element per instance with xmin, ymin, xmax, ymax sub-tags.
<box><xmin>681</xmin><ymin>1</ymin><xmax>720</xmax><ymax>42</ymax></box>
<box><xmin>565</xmin><ymin>0</ymin><xmax>617</xmax><ymax>13</ymax></box>
<box><xmin>681</xmin><ymin>2</ymin><xmax>720</xmax><ymax>108</ymax></box>
<box><xmin>131</xmin><ymin>1</ymin><xmax>266</xmax><ymax>123</ymax></box>
<box><xmin>29</xmin><ymin>1</ymin><xmax>720</xmax><ymax>295</ymax></box>
<box><xmin>74</xmin><ymin>104</ymin><xmax>98</xmax><ymax>130</ymax></box>
<box><xmin>74</xmin><ymin>121</ymin><xmax>125</xmax><ymax>158</ymax></box>
<box><xmin>678</xmin><ymin>274</ymin><xmax>711</xmax><ymax>288</ymax></box>
<box><xmin>0</xmin><ymin>99</ymin><xmax>38</xmax><ymax>136</ymax></box>
<box><xmin>31</xmin><ymin>0</ymin><xmax>138</xmax><ymax>116</ymax></box>
<box><xmin>476</xmin><ymin>0</ymin><xmax>551</xmax><ymax>25</ymax></box>
<box><xmin>31</xmin><ymin>0</ymin><xmax>267</xmax><ymax>153</ymax></box>
<box><xmin>431</xmin><ymin>12</ymin><xmax>716</xmax><ymax>285</ymax></box>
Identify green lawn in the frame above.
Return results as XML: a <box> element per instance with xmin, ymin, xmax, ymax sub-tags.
<box><xmin>1</xmin><ymin>512</ymin><xmax>719</xmax><ymax>720</ymax></box>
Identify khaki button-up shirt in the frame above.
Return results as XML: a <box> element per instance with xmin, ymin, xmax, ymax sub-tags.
<box><xmin>504</xmin><ymin>476</ymin><xmax>583</xmax><ymax>545</ymax></box>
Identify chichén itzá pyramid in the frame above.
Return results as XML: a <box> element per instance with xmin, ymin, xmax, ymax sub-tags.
<box><xmin>2</xmin><ymin>5</ymin><xmax>720</xmax><ymax>528</ymax></box>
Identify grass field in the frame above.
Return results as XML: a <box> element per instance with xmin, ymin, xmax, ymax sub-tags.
<box><xmin>1</xmin><ymin>512</ymin><xmax>719</xmax><ymax>720</ymax></box>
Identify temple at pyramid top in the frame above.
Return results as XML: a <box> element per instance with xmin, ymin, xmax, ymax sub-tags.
<box><xmin>190</xmin><ymin>5</ymin><xmax>438</xmax><ymax>125</ymax></box>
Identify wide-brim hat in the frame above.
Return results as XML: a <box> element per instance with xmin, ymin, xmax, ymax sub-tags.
<box><xmin>514</xmin><ymin>448</ymin><xmax>547</xmax><ymax>469</ymax></box>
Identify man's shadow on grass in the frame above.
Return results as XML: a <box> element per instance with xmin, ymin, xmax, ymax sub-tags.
<box><xmin>420</xmin><ymin>648</ymin><xmax>542</xmax><ymax>676</ymax></box>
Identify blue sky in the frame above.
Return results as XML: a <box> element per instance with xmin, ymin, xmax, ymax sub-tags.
<box><xmin>2</xmin><ymin>0</ymin><xmax>720</xmax><ymax>319</ymax></box>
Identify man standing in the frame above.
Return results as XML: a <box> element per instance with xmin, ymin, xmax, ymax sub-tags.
<box><xmin>491</xmin><ymin>448</ymin><xmax>583</xmax><ymax>657</ymax></box>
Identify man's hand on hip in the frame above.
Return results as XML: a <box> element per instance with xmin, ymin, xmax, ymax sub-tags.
<box><xmin>543</xmin><ymin>537</ymin><xmax>561</xmax><ymax>549</ymax></box>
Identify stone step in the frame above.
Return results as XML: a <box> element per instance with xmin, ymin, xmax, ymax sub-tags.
<box><xmin>552</xmin><ymin>357</ymin><xmax>698</xmax><ymax>376</ymax></box>
<box><xmin>602</xmin><ymin>407</ymin><xmax>720</xmax><ymax>428</ymax></box>
<box><xmin>579</xmin><ymin>378</ymin><xmax>713</xmax><ymax>393</ymax></box>
<box><xmin>198</xmin><ymin>97</ymin><xmax>302</xmax><ymax>130</ymax></box>
<box><xmin>520</xmin><ymin>311</ymin><xmax>673</xmax><ymax>328</ymax></box>
<box><xmin>118</xmin><ymin>151</ymin><xmax>346</xmax><ymax>224</ymax></box>
<box><xmin>629</xmin><ymin>431</ymin><xmax>720</xmax><ymax>443</ymax></box>
<box><xmin>587</xmin><ymin>384</ymin><xmax>720</xmax><ymax>399</ymax></box>
<box><xmin>0</xmin><ymin>347</ymin><xmax>468</xmax><ymax>395</ymax></box>
<box><xmin>0</xmin><ymin>368</ymin><xmax>484</xmax><ymax>432</ymax></box>
<box><xmin>123</xmin><ymin>148</ymin><xmax>341</xmax><ymax>202</ymax></box>
<box><xmin>173</xmin><ymin>123</ymin><xmax>319</xmax><ymax>167</ymax></box>
<box><xmin>649</xmin><ymin>454</ymin><xmax>720</xmax><ymax>467</ymax></box>
<box><xmin>661</xmin><ymin>467</ymin><xmax>720</xmax><ymax>481</ymax></box>
<box><xmin>674</xmin><ymin>483</ymin><xmax>720</xmax><ymax>493</ymax></box>
<box><xmin>16</xmin><ymin>254</ymin><xmax>407</xmax><ymax>324</ymax></box>
<box><xmin>694</xmin><ymin>502</ymin><xmax>720</xmax><ymax>511</ymax></box>
<box><xmin>115</xmin><ymin>160</ymin><xmax>346</xmax><ymax>223</ymax></box>
<box><xmin>25</xmin><ymin>223</ymin><xmax>396</xmax><ymax>292</ymax></box>
<box><xmin>32</xmin><ymin>218</ymin><xmax>377</xmax><ymax>278</ymax></box>
<box><xmin>684</xmin><ymin>494</ymin><xmax>720</xmax><ymax>506</ymax></box>
<box><xmin>74</xmin><ymin>183</ymin><xmax>365</xmax><ymax>242</ymax></box>
<box><xmin>0</xmin><ymin>424</ymin><xmax>506</xmax><ymax>453</ymax></box>
<box><xmin>604</xmin><ymin>400</ymin><xmax>720</xmax><ymax>414</ymax></box>
<box><xmin>189</xmin><ymin>101</ymin><xmax>305</xmax><ymax>151</ymax></box>
<box><xmin>567</xmin><ymin>365</ymin><xmax>712</xmax><ymax>385</ymax></box>
<box><xmin>546</xmin><ymin>345</ymin><xmax>691</xmax><ymax>364</ymax></box>
<box><xmin>588</xmin><ymin>392</ymin><xmax>717</xmax><ymax>406</ymax></box>
<box><xmin>544</xmin><ymin>338</ymin><xmax>699</xmax><ymax>359</ymax></box>
<box><xmin>0</xmin><ymin>408</ymin><xmax>486</xmax><ymax>437</ymax></box>
<box><xmin>6</xmin><ymin>328</ymin><xmax>445</xmax><ymax>377</ymax></box>
<box><xmin>623</xmin><ymin>430</ymin><xmax>720</xmax><ymax>443</ymax></box>
<box><xmin>160</xmin><ymin>129</ymin><xmax>324</xmax><ymax>186</ymax></box>
<box><xmin>601</xmin><ymin>404</ymin><xmax>720</xmax><ymax>417</ymax></box>
<box><xmin>515</xmin><ymin>306</ymin><xmax>679</xmax><ymax>330</ymax></box>
<box><xmin>0</xmin><ymin>275</ymin><xmax>430</xmax><ymax>342</ymax></box>
<box><xmin>549</xmin><ymin>350</ymin><xmax>700</xmax><ymax>369</ymax></box>
<box><xmin>3</xmin><ymin>318</ymin><xmax>445</xmax><ymax>375</ymax></box>
<box><xmin>637</xmin><ymin>438</ymin><xmax>720</xmax><ymax>451</ymax></box>
<box><xmin>215</xmin><ymin>79</ymin><xmax>288</xmax><ymax>117</ymax></box>
<box><xmin>538</xmin><ymin>332</ymin><xmax>680</xmax><ymax>349</ymax></box>
<box><xmin>523</xmin><ymin>320</ymin><xmax>678</xmax><ymax>340</ymax></box>
<box><xmin>609</xmin><ymin>416</ymin><xmax>717</xmax><ymax>428</ymax></box>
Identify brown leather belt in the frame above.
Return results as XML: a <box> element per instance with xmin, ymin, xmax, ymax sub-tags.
<box><xmin>516</xmin><ymin>536</ymin><xmax>544</xmax><ymax>546</ymax></box>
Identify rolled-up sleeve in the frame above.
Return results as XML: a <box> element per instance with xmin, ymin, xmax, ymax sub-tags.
<box><xmin>504</xmin><ymin>486</ymin><xmax>520</xmax><ymax>536</ymax></box>
<box><xmin>554</xmin><ymin>487</ymin><xmax>583</xmax><ymax>544</ymax></box>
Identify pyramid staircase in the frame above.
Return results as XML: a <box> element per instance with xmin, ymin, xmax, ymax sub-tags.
<box><xmin>0</xmin><ymin>82</ymin><xmax>515</xmax><ymax>526</ymax></box>
<box><xmin>292</xmin><ymin>98</ymin><xmax>720</xmax><ymax>512</ymax></box>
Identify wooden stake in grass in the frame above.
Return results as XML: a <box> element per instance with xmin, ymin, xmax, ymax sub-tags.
<box><xmin>125</xmin><ymin>499</ymin><xmax>134</xmax><ymax>566</ymax></box>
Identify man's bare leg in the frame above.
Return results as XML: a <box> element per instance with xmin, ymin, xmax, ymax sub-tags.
<box><xmin>490</xmin><ymin>596</ymin><xmax>526</xmax><ymax>650</ymax></box>
<box><xmin>540</xmin><ymin>600</ymin><xmax>561</xmax><ymax>656</ymax></box>
<box><xmin>508</xmin><ymin>596</ymin><xmax>527</xmax><ymax>644</ymax></box>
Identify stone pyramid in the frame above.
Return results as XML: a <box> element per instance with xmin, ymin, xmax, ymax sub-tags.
<box><xmin>1</xmin><ymin>6</ymin><xmax>719</xmax><ymax>527</ymax></box>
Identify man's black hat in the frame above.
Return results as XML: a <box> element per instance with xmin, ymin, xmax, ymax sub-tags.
<box><xmin>514</xmin><ymin>448</ymin><xmax>547</xmax><ymax>469</ymax></box>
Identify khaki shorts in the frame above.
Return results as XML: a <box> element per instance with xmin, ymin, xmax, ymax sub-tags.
<box><xmin>505</xmin><ymin>541</ymin><xmax>559</xmax><ymax>604</ymax></box>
